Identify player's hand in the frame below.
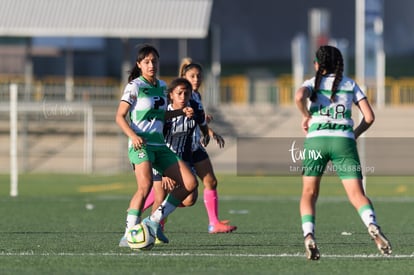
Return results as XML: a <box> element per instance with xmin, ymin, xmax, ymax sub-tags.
<box><xmin>131</xmin><ymin>135</ymin><xmax>146</xmax><ymax>150</ymax></box>
<box><xmin>161</xmin><ymin>177</ymin><xmax>177</xmax><ymax>191</ymax></box>
<box><xmin>212</xmin><ymin>133</ymin><xmax>225</xmax><ymax>148</ymax></box>
<box><xmin>206</xmin><ymin>114</ymin><xmax>213</xmax><ymax>123</ymax></box>
<box><xmin>182</xmin><ymin>107</ymin><xmax>194</xmax><ymax>118</ymax></box>
<box><xmin>201</xmin><ymin>134</ymin><xmax>210</xmax><ymax>147</ymax></box>
<box><xmin>302</xmin><ymin>116</ymin><xmax>311</xmax><ymax>135</ymax></box>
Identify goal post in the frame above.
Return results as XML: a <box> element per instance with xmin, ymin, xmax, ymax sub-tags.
<box><xmin>10</xmin><ymin>83</ymin><xmax>18</xmax><ymax>197</ymax></box>
<box><xmin>5</xmin><ymin>83</ymin><xmax>94</xmax><ymax>197</ymax></box>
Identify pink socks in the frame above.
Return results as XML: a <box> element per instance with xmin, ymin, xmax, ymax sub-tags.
<box><xmin>204</xmin><ymin>189</ymin><xmax>219</xmax><ymax>225</ymax></box>
<box><xmin>143</xmin><ymin>188</ymin><xmax>155</xmax><ymax>211</ymax></box>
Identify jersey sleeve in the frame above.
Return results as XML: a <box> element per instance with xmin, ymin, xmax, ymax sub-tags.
<box><xmin>301</xmin><ymin>77</ymin><xmax>316</xmax><ymax>97</ymax></box>
<box><xmin>120</xmin><ymin>82</ymin><xmax>138</xmax><ymax>105</ymax></box>
<box><xmin>190</xmin><ymin>99</ymin><xmax>207</xmax><ymax>126</ymax></box>
<box><xmin>352</xmin><ymin>82</ymin><xmax>367</xmax><ymax>103</ymax></box>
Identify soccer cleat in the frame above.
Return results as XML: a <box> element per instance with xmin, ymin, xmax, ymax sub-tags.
<box><xmin>304</xmin><ymin>234</ymin><xmax>320</xmax><ymax>260</ymax></box>
<box><xmin>154</xmin><ymin>238</ymin><xmax>162</xmax><ymax>245</ymax></box>
<box><xmin>118</xmin><ymin>236</ymin><xmax>129</xmax><ymax>247</ymax></box>
<box><xmin>142</xmin><ymin>217</ymin><xmax>169</xmax><ymax>244</ymax></box>
<box><xmin>153</xmin><ymin>219</ymin><xmax>167</xmax><ymax>245</ymax></box>
<box><xmin>368</xmin><ymin>224</ymin><xmax>392</xmax><ymax>255</ymax></box>
<box><xmin>208</xmin><ymin>221</ymin><xmax>237</xmax><ymax>234</ymax></box>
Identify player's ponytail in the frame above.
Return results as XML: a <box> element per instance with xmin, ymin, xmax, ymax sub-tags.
<box><xmin>179</xmin><ymin>57</ymin><xmax>193</xmax><ymax>77</ymax></box>
<box><xmin>312</xmin><ymin>45</ymin><xmax>344</xmax><ymax>103</ymax></box>
<box><xmin>179</xmin><ymin>58</ymin><xmax>203</xmax><ymax>78</ymax></box>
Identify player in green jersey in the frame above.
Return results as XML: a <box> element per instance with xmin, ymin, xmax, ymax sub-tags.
<box><xmin>295</xmin><ymin>45</ymin><xmax>392</xmax><ymax>260</ymax></box>
<box><xmin>116</xmin><ymin>44</ymin><xmax>197</xmax><ymax>246</ymax></box>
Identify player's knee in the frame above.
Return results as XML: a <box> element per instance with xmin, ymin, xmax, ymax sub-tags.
<box><xmin>187</xmin><ymin>176</ymin><xmax>198</xmax><ymax>192</ymax></box>
<box><xmin>204</xmin><ymin>178</ymin><xmax>217</xmax><ymax>189</ymax></box>
<box><xmin>181</xmin><ymin>196</ymin><xmax>197</xmax><ymax>207</ymax></box>
<box><xmin>202</xmin><ymin>174</ymin><xmax>217</xmax><ymax>189</ymax></box>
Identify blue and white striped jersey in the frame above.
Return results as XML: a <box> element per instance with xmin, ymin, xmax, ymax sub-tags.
<box><xmin>164</xmin><ymin>99</ymin><xmax>206</xmax><ymax>162</ymax></box>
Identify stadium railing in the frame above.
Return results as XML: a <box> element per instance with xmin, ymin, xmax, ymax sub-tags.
<box><xmin>1</xmin><ymin>75</ymin><xmax>414</xmax><ymax>106</ymax></box>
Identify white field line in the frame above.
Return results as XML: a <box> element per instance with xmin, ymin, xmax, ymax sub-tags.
<box><xmin>0</xmin><ymin>251</ymin><xmax>413</xmax><ymax>259</ymax></box>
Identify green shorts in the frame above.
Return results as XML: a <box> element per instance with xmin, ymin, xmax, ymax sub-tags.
<box><xmin>302</xmin><ymin>137</ymin><xmax>362</xmax><ymax>179</ymax></box>
<box><xmin>128</xmin><ymin>145</ymin><xmax>180</xmax><ymax>175</ymax></box>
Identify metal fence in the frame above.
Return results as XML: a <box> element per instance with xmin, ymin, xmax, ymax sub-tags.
<box><xmin>2</xmin><ymin>75</ymin><xmax>414</xmax><ymax>106</ymax></box>
<box><xmin>219</xmin><ymin>75</ymin><xmax>414</xmax><ymax>106</ymax></box>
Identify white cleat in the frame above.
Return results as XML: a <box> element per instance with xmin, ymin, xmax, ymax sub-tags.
<box><xmin>368</xmin><ymin>224</ymin><xmax>392</xmax><ymax>255</ymax></box>
<box><xmin>304</xmin><ymin>234</ymin><xmax>320</xmax><ymax>260</ymax></box>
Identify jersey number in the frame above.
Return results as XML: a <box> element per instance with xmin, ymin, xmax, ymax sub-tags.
<box><xmin>319</xmin><ymin>104</ymin><xmax>346</xmax><ymax>119</ymax></box>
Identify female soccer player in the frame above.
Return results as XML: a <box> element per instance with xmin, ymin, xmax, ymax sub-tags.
<box><xmin>142</xmin><ymin>60</ymin><xmax>236</xmax><ymax>235</ymax></box>
<box><xmin>295</xmin><ymin>45</ymin><xmax>392</xmax><ymax>260</ymax></box>
<box><xmin>179</xmin><ymin>58</ymin><xmax>237</xmax><ymax>234</ymax></box>
<box><xmin>151</xmin><ymin>78</ymin><xmax>210</xmax><ymax>213</ymax></box>
<box><xmin>116</xmin><ymin>44</ymin><xmax>198</xmax><ymax>247</ymax></box>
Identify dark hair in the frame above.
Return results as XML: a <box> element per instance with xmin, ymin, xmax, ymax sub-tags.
<box><xmin>310</xmin><ymin>45</ymin><xmax>344</xmax><ymax>102</ymax></box>
<box><xmin>179</xmin><ymin>57</ymin><xmax>203</xmax><ymax>77</ymax></box>
<box><xmin>167</xmin><ymin>78</ymin><xmax>192</xmax><ymax>103</ymax></box>
<box><xmin>128</xmin><ymin>44</ymin><xmax>160</xmax><ymax>82</ymax></box>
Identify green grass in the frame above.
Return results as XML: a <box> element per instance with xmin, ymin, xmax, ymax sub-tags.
<box><xmin>0</xmin><ymin>174</ymin><xmax>413</xmax><ymax>274</ymax></box>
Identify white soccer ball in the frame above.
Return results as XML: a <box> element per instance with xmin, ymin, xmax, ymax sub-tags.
<box><xmin>127</xmin><ymin>222</ymin><xmax>155</xmax><ymax>250</ymax></box>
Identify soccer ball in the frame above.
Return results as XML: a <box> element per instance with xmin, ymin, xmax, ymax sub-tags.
<box><xmin>127</xmin><ymin>222</ymin><xmax>155</xmax><ymax>250</ymax></box>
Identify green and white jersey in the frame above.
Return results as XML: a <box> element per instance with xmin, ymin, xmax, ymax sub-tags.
<box><xmin>302</xmin><ymin>74</ymin><xmax>366</xmax><ymax>139</ymax></box>
<box><xmin>120</xmin><ymin>76</ymin><xmax>168</xmax><ymax>146</ymax></box>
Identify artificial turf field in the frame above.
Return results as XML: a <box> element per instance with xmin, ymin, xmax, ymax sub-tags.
<box><xmin>0</xmin><ymin>173</ymin><xmax>413</xmax><ymax>274</ymax></box>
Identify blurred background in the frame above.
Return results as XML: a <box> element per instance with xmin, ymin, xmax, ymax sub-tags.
<box><xmin>1</xmin><ymin>0</ymin><xmax>413</xmax><ymax>179</ymax></box>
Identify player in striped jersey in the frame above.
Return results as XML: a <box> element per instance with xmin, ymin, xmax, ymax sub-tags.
<box><xmin>150</xmin><ymin>78</ymin><xmax>210</xmax><ymax>216</ymax></box>
<box><xmin>295</xmin><ymin>45</ymin><xmax>391</xmax><ymax>260</ymax></box>
<box><xmin>142</xmin><ymin>60</ymin><xmax>236</xmax><ymax>235</ymax></box>
<box><xmin>179</xmin><ymin>58</ymin><xmax>237</xmax><ymax>234</ymax></box>
<box><xmin>163</xmin><ymin>78</ymin><xmax>209</xmax><ymax>164</ymax></box>
<box><xmin>144</xmin><ymin>77</ymin><xmax>233</xmax><ymax>237</ymax></box>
